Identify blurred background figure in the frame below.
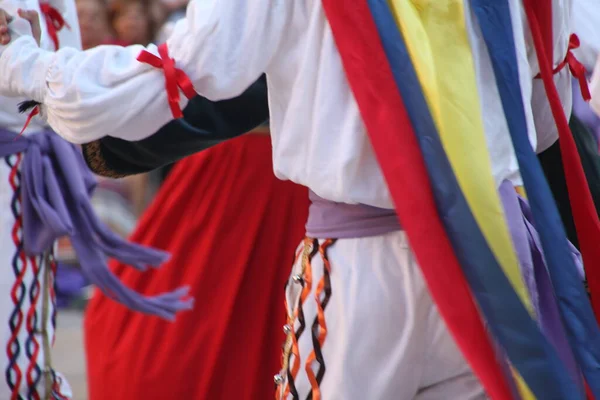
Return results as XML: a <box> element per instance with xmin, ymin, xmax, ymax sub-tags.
<box><xmin>109</xmin><ymin>0</ymin><xmax>155</xmax><ymax>45</ymax></box>
<box><xmin>76</xmin><ymin>0</ymin><xmax>112</xmax><ymax>49</ymax></box>
<box><xmin>159</xmin><ymin>0</ymin><xmax>187</xmax><ymax>15</ymax></box>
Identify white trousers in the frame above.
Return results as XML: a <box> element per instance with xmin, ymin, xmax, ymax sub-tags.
<box><xmin>278</xmin><ymin>231</ymin><xmax>486</xmax><ymax>400</ymax></box>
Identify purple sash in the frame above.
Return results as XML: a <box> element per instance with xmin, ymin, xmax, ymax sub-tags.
<box><xmin>0</xmin><ymin>128</ymin><xmax>192</xmax><ymax>320</ymax></box>
<box><xmin>306</xmin><ymin>191</ymin><xmax>400</xmax><ymax>238</ymax></box>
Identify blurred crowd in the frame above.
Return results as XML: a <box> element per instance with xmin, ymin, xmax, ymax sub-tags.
<box><xmin>56</xmin><ymin>0</ymin><xmax>189</xmax><ymax>307</ymax></box>
<box><xmin>77</xmin><ymin>0</ymin><xmax>187</xmax><ymax>49</ymax></box>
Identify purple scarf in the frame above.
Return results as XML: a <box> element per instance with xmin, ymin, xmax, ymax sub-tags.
<box><xmin>500</xmin><ymin>181</ymin><xmax>582</xmax><ymax>385</ymax></box>
<box><xmin>0</xmin><ymin>128</ymin><xmax>193</xmax><ymax>320</ymax></box>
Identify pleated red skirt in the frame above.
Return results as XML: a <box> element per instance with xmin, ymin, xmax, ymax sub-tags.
<box><xmin>84</xmin><ymin>134</ymin><xmax>309</xmax><ymax>400</ymax></box>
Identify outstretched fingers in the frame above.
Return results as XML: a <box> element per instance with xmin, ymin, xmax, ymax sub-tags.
<box><xmin>17</xmin><ymin>9</ymin><xmax>40</xmax><ymax>45</ymax></box>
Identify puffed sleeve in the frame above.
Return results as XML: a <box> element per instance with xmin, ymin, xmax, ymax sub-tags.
<box><xmin>0</xmin><ymin>0</ymin><xmax>290</xmax><ymax>143</ymax></box>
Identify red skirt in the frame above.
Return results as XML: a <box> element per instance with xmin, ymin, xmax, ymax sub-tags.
<box><xmin>84</xmin><ymin>134</ymin><xmax>309</xmax><ymax>400</ymax></box>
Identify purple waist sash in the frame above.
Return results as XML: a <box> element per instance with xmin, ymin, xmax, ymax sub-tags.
<box><xmin>306</xmin><ymin>190</ymin><xmax>400</xmax><ymax>238</ymax></box>
<box><xmin>307</xmin><ymin>182</ymin><xmax>582</xmax><ymax>381</ymax></box>
<box><xmin>0</xmin><ymin>128</ymin><xmax>192</xmax><ymax>320</ymax></box>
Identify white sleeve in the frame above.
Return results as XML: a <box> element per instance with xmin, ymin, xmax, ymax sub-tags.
<box><xmin>0</xmin><ymin>0</ymin><xmax>289</xmax><ymax>144</ymax></box>
<box><xmin>590</xmin><ymin>56</ymin><xmax>600</xmax><ymax>116</ymax></box>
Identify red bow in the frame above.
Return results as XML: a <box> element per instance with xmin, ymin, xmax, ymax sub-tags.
<box><xmin>40</xmin><ymin>3</ymin><xmax>70</xmax><ymax>50</ymax></box>
<box><xmin>535</xmin><ymin>34</ymin><xmax>591</xmax><ymax>101</ymax></box>
<box><xmin>136</xmin><ymin>43</ymin><xmax>196</xmax><ymax>119</ymax></box>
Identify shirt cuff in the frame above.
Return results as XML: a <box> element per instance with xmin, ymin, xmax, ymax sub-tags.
<box><xmin>0</xmin><ymin>35</ymin><xmax>55</xmax><ymax>103</ymax></box>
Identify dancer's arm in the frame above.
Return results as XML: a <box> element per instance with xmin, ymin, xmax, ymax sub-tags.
<box><xmin>82</xmin><ymin>76</ymin><xmax>269</xmax><ymax>177</ymax></box>
<box><xmin>0</xmin><ymin>0</ymin><xmax>287</xmax><ymax>144</ymax></box>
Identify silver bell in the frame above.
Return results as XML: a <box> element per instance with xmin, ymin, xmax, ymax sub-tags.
<box><xmin>292</xmin><ymin>274</ymin><xmax>303</xmax><ymax>284</ymax></box>
<box><xmin>283</xmin><ymin>324</ymin><xmax>292</xmax><ymax>335</ymax></box>
<box><xmin>274</xmin><ymin>373</ymin><xmax>284</xmax><ymax>385</ymax></box>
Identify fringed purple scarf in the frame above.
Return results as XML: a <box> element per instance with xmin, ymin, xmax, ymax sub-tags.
<box><xmin>0</xmin><ymin>128</ymin><xmax>193</xmax><ymax>320</ymax></box>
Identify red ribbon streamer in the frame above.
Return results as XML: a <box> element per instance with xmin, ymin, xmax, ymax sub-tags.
<box><xmin>537</xmin><ymin>0</ymin><xmax>553</xmax><ymax>71</ymax></box>
<box><xmin>137</xmin><ymin>43</ymin><xmax>196</xmax><ymax>119</ymax></box>
<box><xmin>40</xmin><ymin>3</ymin><xmax>70</xmax><ymax>50</ymax></box>
<box><xmin>524</xmin><ymin>0</ymin><xmax>600</xmax><ymax>326</ymax></box>
<box><xmin>16</xmin><ymin>106</ymin><xmax>39</xmax><ymax>139</ymax></box>
<box><xmin>535</xmin><ymin>34</ymin><xmax>591</xmax><ymax>101</ymax></box>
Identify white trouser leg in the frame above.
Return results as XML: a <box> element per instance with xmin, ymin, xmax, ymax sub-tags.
<box><xmin>277</xmin><ymin>231</ymin><xmax>486</xmax><ymax>400</ymax></box>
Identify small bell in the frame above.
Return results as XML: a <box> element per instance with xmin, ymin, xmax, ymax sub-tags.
<box><xmin>283</xmin><ymin>324</ymin><xmax>292</xmax><ymax>335</ymax></box>
<box><xmin>274</xmin><ymin>373</ymin><xmax>284</xmax><ymax>385</ymax></box>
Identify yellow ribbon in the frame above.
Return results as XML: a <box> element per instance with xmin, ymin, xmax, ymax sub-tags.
<box><xmin>387</xmin><ymin>1</ymin><xmax>535</xmax><ymax>398</ymax></box>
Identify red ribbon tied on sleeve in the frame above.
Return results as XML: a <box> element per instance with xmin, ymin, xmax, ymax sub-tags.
<box><xmin>136</xmin><ymin>43</ymin><xmax>196</xmax><ymax>119</ymax></box>
<box><xmin>40</xmin><ymin>3</ymin><xmax>70</xmax><ymax>50</ymax></box>
<box><xmin>535</xmin><ymin>34</ymin><xmax>591</xmax><ymax>101</ymax></box>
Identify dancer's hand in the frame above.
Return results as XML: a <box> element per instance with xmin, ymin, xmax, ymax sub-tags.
<box><xmin>16</xmin><ymin>9</ymin><xmax>41</xmax><ymax>46</ymax></box>
<box><xmin>0</xmin><ymin>8</ymin><xmax>41</xmax><ymax>46</ymax></box>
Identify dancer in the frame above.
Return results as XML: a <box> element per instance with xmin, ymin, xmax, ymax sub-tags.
<box><xmin>0</xmin><ymin>5</ymin><xmax>80</xmax><ymax>397</ymax></box>
<box><xmin>0</xmin><ymin>3</ymin><xmax>190</xmax><ymax>398</ymax></box>
<box><xmin>537</xmin><ymin>0</ymin><xmax>600</xmax><ymax>248</ymax></box>
<box><xmin>0</xmin><ymin>1</ymin><xmax>598</xmax><ymax>399</ymax></box>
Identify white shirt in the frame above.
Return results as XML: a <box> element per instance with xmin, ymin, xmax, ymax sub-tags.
<box><xmin>571</xmin><ymin>0</ymin><xmax>600</xmax><ymax>70</ymax></box>
<box><xmin>0</xmin><ymin>0</ymin><xmax>80</xmax><ymax>133</ymax></box>
<box><xmin>0</xmin><ymin>0</ymin><xmax>572</xmax><ymax>208</ymax></box>
<box><xmin>580</xmin><ymin>0</ymin><xmax>600</xmax><ymax>116</ymax></box>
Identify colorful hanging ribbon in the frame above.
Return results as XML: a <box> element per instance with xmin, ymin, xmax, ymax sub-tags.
<box><xmin>320</xmin><ymin>0</ymin><xmax>596</xmax><ymax>397</ymax></box>
<box><xmin>320</xmin><ymin>1</ymin><xmax>513</xmax><ymax>399</ymax></box>
<box><xmin>386</xmin><ymin>0</ymin><xmax>531</xmax><ymax>315</ymax></box>
<box><xmin>366</xmin><ymin>0</ymin><xmax>580</xmax><ymax>398</ymax></box>
<box><xmin>471</xmin><ymin>0</ymin><xmax>600</xmax><ymax>396</ymax></box>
